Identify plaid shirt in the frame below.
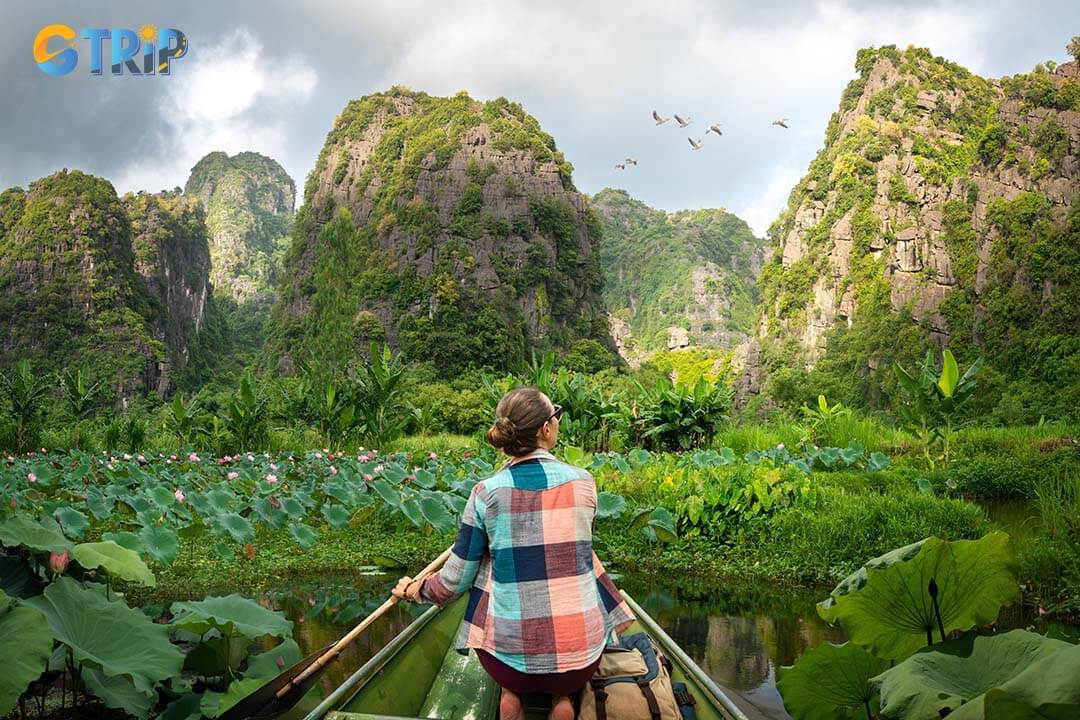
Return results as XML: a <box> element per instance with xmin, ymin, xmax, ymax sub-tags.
<box><xmin>419</xmin><ymin>449</ymin><xmax>635</xmax><ymax>673</ymax></box>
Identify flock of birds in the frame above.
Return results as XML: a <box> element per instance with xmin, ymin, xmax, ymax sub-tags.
<box><xmin>613</xmin><ymin>111</ymin><xmax>790</xmax><ymax>169</ymax></box>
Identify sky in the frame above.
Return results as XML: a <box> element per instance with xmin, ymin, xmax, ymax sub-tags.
<box><xmin>2</xmin><ymin>0</ymin><xmax>1077</xmax><ymax>236</ymax></box>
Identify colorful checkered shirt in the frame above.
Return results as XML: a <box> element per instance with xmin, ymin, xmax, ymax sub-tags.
<box><xmin>419</xmin><ymin>449</ymin><xmax>635</xmax><ymax>674</ymax></box>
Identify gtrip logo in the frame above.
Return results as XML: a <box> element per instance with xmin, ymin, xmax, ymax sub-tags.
<box><xmin>34</xmin><ymin>24</ymin><xmax>188</xmax><ymax>76</ymax></box>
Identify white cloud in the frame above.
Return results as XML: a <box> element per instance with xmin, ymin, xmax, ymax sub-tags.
<box><xmin>113</xmin><ymin>28</ymin><xmax>316</xmax><ymax>194</ymax></box>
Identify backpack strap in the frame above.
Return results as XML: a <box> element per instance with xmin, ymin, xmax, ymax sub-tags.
<box><xmin>590</xmin><ymin>678</ymin><xmax>609</xmax><ymax>720</ymax></box>
<box><xmin>636</xmin><ymin>676</ymin><xmax>662</xmax><ymax>720</ymax></box>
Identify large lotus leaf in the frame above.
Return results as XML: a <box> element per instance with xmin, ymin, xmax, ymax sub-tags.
<box><xmin>321</xmin><ymin>503</ymin><xmax>351</xmax><ymax>529</ymax></box>
<box><xmin>0</xmin><ymin>515</ymin><xmax>72</xmax><ymax>553</ymax></box>
<box><xmin>200</xmin><ymin>677</ymin><xmax>267</xmax><ymax>718</ymax></box>
<box><xmin>244</xmin><ymin>637</ymin><xmax>301</xmax><ymax>680</ymax></box>
<box><xmin>72</xmin><ymin>541</ymin><xmax>156</xmax><ymax>587</ymax></box>
<box><xmin>982</xmin><ymin>689</ymin><xmax>1080</xmax><ymax>720</ymax></box>
<box><xmin>597</xmin><ymin>491</ymin><xmax>627</xmax><ymax>520</ymax></box>
<box><xmin>24</xmin><ymin>576</ymin><xmax>183</xmax><ymax>695</ymax></box>
<box><xmin>418</xmin><ymin>495</ymin><xmax>456</xmax><ymax>534</ymax></box>
<box><xmin>82</xmin><ymin>665</ymin><xmax>156</xmax><ymax>719</ymax></box>
<box><xmin>216</xmin><ymin>513</ymin><xmax>256</xmax><ymax>544</ymax></box>
<box><xmin>871</xmin><ymin>630</ymin><xmax>1079</xmax><ymax>720</ymax></box>
<box><xmin>170</xmin><ymin>594</ymin><xmax>293</xmax><ymax>640</ymax></box>
<box><xmin>820</xmin><ymin>533</ymin><xmax>1019</xmax><ymax>659</ymax></box>
<box><xmin>777</xmin><ymin>641</ymin><xmax>889</xmax><ymax>720</ymax></box>
<box><xmin>0</xmin><ymin>591</ymin><xmax>53</xmax><ymax>715</ymax></box>
<box><xmin>818</xmin><ymin>538</ymin><xmax>927</xmax><ymax>615</ymax></box>
<box><xmin>102</xmin><ymin>530</ymin><xmax>144</xmax><ymax>553</ymax></box>
<box><xmin>139</xmin><ymin>524</ymin><xmax>180</xmax><ymax>565</ymax></box>
<box><xmin>183</xmin><ymin>636</ymin><xmax>250</xmax><ymax>676</ymax></box>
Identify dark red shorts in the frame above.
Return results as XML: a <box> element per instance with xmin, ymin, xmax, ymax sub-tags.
<box><xmin>476</xmin><ymin>649</ymin><xmax>602</xmax><ymax>696</ymax></box>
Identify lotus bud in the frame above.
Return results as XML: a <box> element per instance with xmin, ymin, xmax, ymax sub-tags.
<box><xmin>276</xmin><ymin>655</ymin><xmax>285</xmax><ymax>669</ymax></box>
<box><xmin>429</xmin><ymin>452</ymin><xmax>438</xmax><ymax>460</ymax></box>
<box><xmin>266</xmin><ymin>474</ymin><xmax>278</xmax><ymax>485</ymax></box>
<box><xmin>174</xmin><ymin>488</ymin><xmax>185</xmax><ymax>503</ymax></box>
<box><xmin>329</xmin><ymin>465</ymin><xmax>337</xmax><ymax>475</ymax></box>
<box><xmin>227</xmin><ymin>471</ymin><xmax>239</xmax><ymax>481</ymax></box>
<box><xmin>27</xmin><ymin>472</ymin><xmax>36</xmax><ymax>484</ymax></box>
<box><xmin>49</xmin><ymin>549</ymin><xmax>70</xmax><ymax>575</ymax></box>
<box><xmin>188</xmin><ymin>452</ymin><xmax>200</xmax><ymax>463</ymax></box>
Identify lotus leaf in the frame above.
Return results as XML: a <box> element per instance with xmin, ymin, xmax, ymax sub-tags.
<box><xmin>871</xmin><ymin>630</ymin><xmax>1080</xmax><ymax>720</ymax></box>
<box><xmin>777</xmin><ymin>641</ymin><xmax>890</xmax><ymax>720</ymax></box>
<box><xmin>280</xmin><ymin>496</ymin><xmax>305</xmax><ymax>518</ymax></box>
<box><xmin>216</xmin><ymin>513</ymin><xmax>255</xmax><ymax>543</ymax></box>
<box><xmin>139</xmin><ymin>524</ymin><xmax>180</xmax><ymax>565</ymax></box>
<box><xmin>418</xmin><ymin>495</ymin><xmax>456</xmax><ymax>534</ymax></box>
<box><xmin>647</xmin><ymin>507</ymin><xmax>677</xmax><ymax>542</ymax></box>
<box><xmin>102</xmin><ymin>530</ymin><xmax>143</xmax><ymax>553</ymax></box>
<box><xmin>183</xmin><ymin>636</ymin><xmax>249</xmax><ymax>676</ymax></box>
<box><xmin>372</xmin><ymin>479</ymin><xmax>400</xmax><ymax>508</ymax></box>
<box><xmin>159</xmin><ymin>693</ymin><xmax>202</xmax><ymax>720</ymax></box>
<box><xmin>400</xmin><ymin>497</ymin><xmax>424</xmax><ymax>527</ymax></box>
<box><xmin>322</xmin><ymin>503</ymin><xmax>351</xmax><ymax>529</ymax></box>
<box><xmin>597</xmin><ymin>491</ymin><xmax>627</xmax><ymax>520</ymax></box>
<box><xmin>72</xmin><ymin>541</ymin><xmax>156</xmax><ymax>586</ymax></box>
<box><xmin>820</xmin><ymin>533</ymin><xmax>1019</xmax><ymax>659</ymax></box>
<box><xmin>0</xmin><ymin>514</ymin><xmax>71</xmax><ymax>553</ymax></box>
<box><xmin>82</xmin><ymin>665</ymin><xmax>156</xmax><ymax>719</ymax></box>
<box><xmin>0</xmin><ymin>590</ymin><xmax>53</xmax><ymax>716</ymax></box>
<box><xmin>288</xmin><ymin>522</ymin><xmax>319</xmax><ymax>549</ymax></box>
<box><xmin>244</xmin><ymin>638</ymin><xmax>301</xmax><ymax>679</ymax></box>
<box><xmin>53</xmin><ymin>505</ymin><xmax>90</xmax><ymax>538</ymax></box>
<box><xmin>24</xmin><ymin>576</ymin><xmax>183</xmax><ymax>695</ymax></box>
<box><xmin>0</xmin><ymin>554</ymin><xmax>41</xmax><ymax>598</ymax></box>
<box><xmin>171</xmin><ymin>594</ymin><xmax>293</xmax><ymax>640</ymax></box>
<box><xmin>982</xmin><ymin>689</ymin><xmax>1080</xmax><ymax>720</ymax></box>
<box><xmin>818</xmin><ymin>539</ymin><xmax>927</xmax><ymax>614</ymax></box>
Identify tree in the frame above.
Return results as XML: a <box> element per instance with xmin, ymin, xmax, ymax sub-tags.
<box><xmin>1068</xmin><ymin>36</ymin><xmax>1080</xmax><ymax>62</ymax></box>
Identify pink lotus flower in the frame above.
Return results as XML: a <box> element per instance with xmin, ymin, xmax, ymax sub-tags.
<box><xmin>777</xmin><ymin>443</ymin><xmax>785</xmax><ymax>450</ymax></box>
<box><xmin>174</xmin><ymin>488</ymin><xmax>185</xmax><ymax>503</ymax></box>
<box><xmin>270</xmin><ymin>463</ymin><xmax>278</xmax><ymax>471</ymax></box>
<box><xmin>170</xmin><ymin>454</ymin><xmax>177</xmax><ymax>460</ymax></box>
<box><xmin>429</xmin><ymin>452</ymin><xmax>438</xmax><ymax>460</ymax></box>
<box><xmin>407</xmin><ymin>474</ymin><xmax>416</xmax><ymax>483</ymax></box>
<box><xmin>266</xmin><ymin>474</ymin><xmax>278</xmax><ymax>485</ymax></box>
<box><xmin>49</xmin><ymin>550</ymin><xmax>70</xmax><ymax>574</ymax></box>
<box><xmin>329</xmin><ymin>465</ymin><xmax>337</xmax><ymax>475</ymax></box>
<box><xmin>189</xmin><ymin>452</ymin><xmax>200</xmax><ymax>463</ymax></box>
<box><xmin>27</xmin><ymin>473</ymin><xmax>36</xmax><ymax>484</ymax></box>
<box><xmin>463</xmin><ymin>451</ymin><xmax>471</xmax><ymax>459</ymax></box>
<box><xmin>137</xmin><ymin>454</ymin><xmax>146</xmax><ymax>463</ymax></box>
<box><xmin>315</xmin><ymin>452</ymin><xmax>323</xmax><ymax>459</ymax></box>
<box><xmin>373</xmin><ymin>464</ymin><xmax>384</xmax><ymax>474</ymax></box>
<box><xmin>246</xmin><ymin>453</ymin><xmax>254</xmax><ymax>461</ymax></box>
<box><xmin>1038</xmin><ymin>607</ymin><xmax>1047</xmax><ymax>617</ymax></box>
<box><xmin>227</xmin><ymin>471</ymin><xmax>239</xmax><ymax>481</ymax></box>
<box><xmin>363</xmin><ymin>474</ymin><xmax>373</xmax><ymax>482</ymax></box>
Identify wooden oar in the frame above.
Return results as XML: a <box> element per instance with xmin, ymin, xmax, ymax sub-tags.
<box><xmin>220</xmin><ymin>547</ymin><xmax>454</xmax><ymax>720</ymax></box>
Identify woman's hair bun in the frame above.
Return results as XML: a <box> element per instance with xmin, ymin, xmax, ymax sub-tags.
<box><xmin>486</xmin><ymin>416</ymin><xmax>518</xmax><ymax>449</ymax></box>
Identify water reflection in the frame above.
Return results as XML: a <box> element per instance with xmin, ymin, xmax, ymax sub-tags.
<box><xmin>621</xmin><ymin>578</ymin><xmax>844</xmax><ymax>719</ymax></box>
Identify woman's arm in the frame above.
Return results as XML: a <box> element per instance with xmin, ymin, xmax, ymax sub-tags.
<box><xmin>416</xmin><ymin>482</ymin><xmax>488</xmax><ymax>606</ymax></box>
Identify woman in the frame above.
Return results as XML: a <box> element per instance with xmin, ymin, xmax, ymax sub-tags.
<box><xmin>393</xmin><ymin>387</ymin><xmax>634</xmax><ymax>720</ymax></box>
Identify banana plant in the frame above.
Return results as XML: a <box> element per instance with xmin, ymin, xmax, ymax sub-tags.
<box><xmin>799</xmin><ymin>394</ymin><xmax>852</xmax><ymax>447</ymax></box>
<box><xmin>311</xmin><ymin>381</ymin><xmax>356</xmax><ymax>449</ymax></box>
<box><xmin>222</xmin><ymin>371</ymin><xmax>270</xmax><ymax>452</ymax></box>
<box><xmin>894</xmin><ymin>349</ymin><xmax>983</xmax><ymax>469</ymax></box>
<box><xmin>0</xmin><ymin>360</ymin><xmax>50</xmax><ymax>452</ymax></box>
<box><xmin>165</xmin><ymin>391</ymin><xmax>202</xmax><ymax>453</ymax></box>
<box><xmin>59</xmin><ymin>365</ymin><xmax>104</xmax><ymax>449</ymax></box>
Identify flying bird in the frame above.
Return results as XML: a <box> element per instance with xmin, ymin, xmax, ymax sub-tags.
<box><xmin>707</xmin><ymin>123</ymin><xmax>723</xmax><ymax>136</ymax></box>
<box><xmin>615</xmin><ymin>163</ymin><xmax>626</xmax><ymax>170</ymax></box>
<box><xmin>652</xmin><ymin>110</ymin><xmax>669</xmax><ymax>125</ymax></box>
<box><xmin>772</xmin><ymin>117</ymin><xmax>790</xmax><ymax>128</ymax></box>
<box><xmin>688</xmin><ymin>137</ymin><xmax>704</xmax><ymax>150</ymax></box>
<box><xmin>625</xmin><ymin>158</ymin><xmax>638</xmax><ymax>165</ymax></box>
<box><xmin>674</xmin><ymin>114</ymin><xmax>693</xmax><ymax>128</ymax></box>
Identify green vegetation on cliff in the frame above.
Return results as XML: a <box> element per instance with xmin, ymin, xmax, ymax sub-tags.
<box><xmin>755</xmin><ymin>45</ymin><xmax>1080</xmax><ymax>423</ymax></box>
<box><xmin>263</xmin><ymin>87</ymin><xmax>608</xmax><ymax>379</ymax></box>
<box><xmin>593</xmin><ymin>188</ymin><xmax>765</xmax><ymax>354</ymax></box>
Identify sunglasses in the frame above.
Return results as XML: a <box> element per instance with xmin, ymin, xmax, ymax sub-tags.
<box><xmin>547</xmin><ymin>404</ymin><xmax>564</xmax><ymax>423</ymax></box>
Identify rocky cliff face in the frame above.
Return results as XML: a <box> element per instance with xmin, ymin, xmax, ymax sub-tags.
<box><xmin>592</xmin><ymin>188</ymin><xmax>766</xmax><ymax>364</ymax></box>
<box><xmin>756</xmin><ymin>45</ymin><xmax>1080</xmax><ymax>411</ymax></box>
<box><xmin>0</xmin><ymin>170</ymin><xmax>224</xmax><ymax>407</ymax></box>
<box><xmin>184</xmin><ymin>151</ymin><xmax>294</xmax><ymax>307</ymax></box>
<box><xmin>263</xmin><ymin>87</ymin><xmax>609</xmax><ymax>377</ymax></box>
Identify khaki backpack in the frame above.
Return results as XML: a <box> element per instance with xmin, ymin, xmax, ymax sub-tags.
<box><xmin>577</xmin><ymin>633</ymin><xmax>682</xmax><ymax>720</ymax></box>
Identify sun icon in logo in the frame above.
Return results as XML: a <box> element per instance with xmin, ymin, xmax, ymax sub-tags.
<box><xmin>139</xmin><ymin>24</ymin><xmax>157</xmax><ymax>43</ymax></box>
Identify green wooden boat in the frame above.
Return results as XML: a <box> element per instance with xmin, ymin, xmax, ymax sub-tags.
<box><xmin>299</xmin><ymin>591</ymin><xmax>750</xmax><ymax>720</ymax></box>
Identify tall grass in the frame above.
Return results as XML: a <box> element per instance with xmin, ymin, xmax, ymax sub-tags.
<box><xmin>715</xmin><ymin>414</ymin><xmax>907</xmax><ymax>453</ymax></box>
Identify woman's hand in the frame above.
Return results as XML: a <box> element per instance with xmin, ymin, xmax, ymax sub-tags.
<box><xmin>392</xmin><ymin>575</ymin><xmax>424</xmax><ymax>602</ymax></box>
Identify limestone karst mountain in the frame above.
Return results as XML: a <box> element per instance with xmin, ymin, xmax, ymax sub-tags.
<box><xmin>262</xmin><ymin>86</ymin><xmax>611</xmax><ymax>377</ymax></box>
<box><xmin>592</xmin><ymin>188</ymin><xmax>767</xmax><ymax>364</ymax></box>
<box><xmin>752</xmin><ymin>45</ymin><xmax>1080</xmax><ymax>415</ymax></box>
<box><xmin>0</xmin><ymin>171</ymin><xmax>225</xmax><ymax>407</ymax></box>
